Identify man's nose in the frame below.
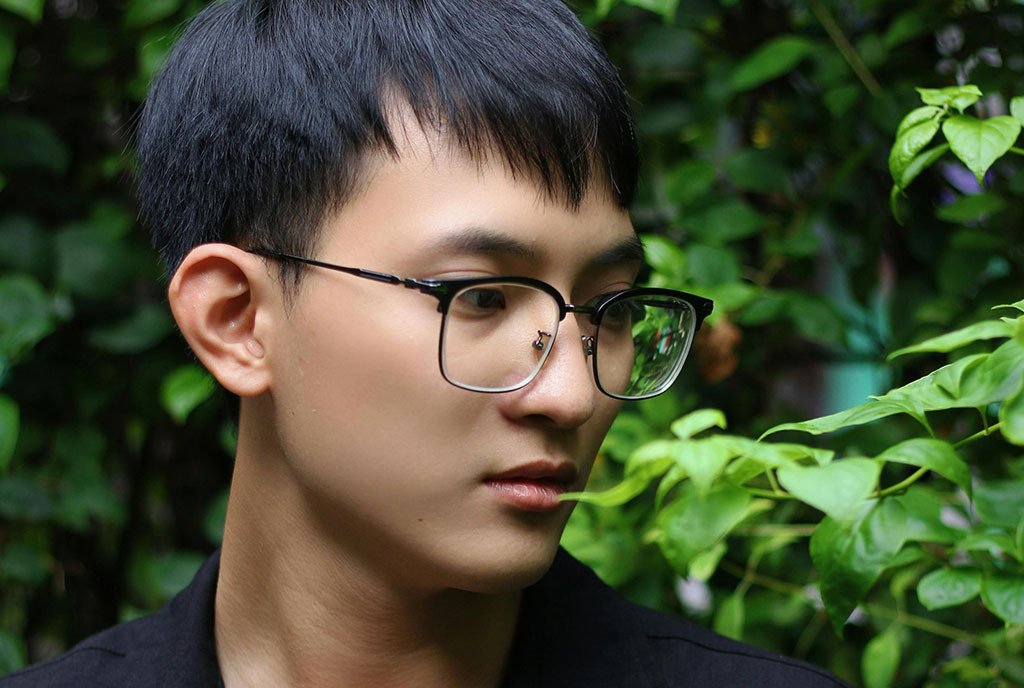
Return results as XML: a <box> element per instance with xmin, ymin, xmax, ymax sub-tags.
<box><xmin>501</xmin><ymin>318</ymin><xmax>598</xmax><ymax>428</ymax></box>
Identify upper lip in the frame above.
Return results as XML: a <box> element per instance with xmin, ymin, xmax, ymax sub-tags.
<box><xmin>486</xmin><ymin>460</ymin><xmax>579</xmax><ymax>484</ymax></box>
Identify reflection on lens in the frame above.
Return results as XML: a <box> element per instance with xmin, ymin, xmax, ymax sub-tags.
<box><xmin>441</xmin><ymin>283</ymin><xmax>561</xmax><ymax>392</ymax></box>
<box><xmin>595</xmin><ymin>295</ymin><xmax>695</xmax><ymax>400</ymax></box>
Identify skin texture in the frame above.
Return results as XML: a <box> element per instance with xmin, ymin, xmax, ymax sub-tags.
<box><xmin>168</xmin><ymin>121</ymin><xmax>639</xmax><ymax>688</ymax></box>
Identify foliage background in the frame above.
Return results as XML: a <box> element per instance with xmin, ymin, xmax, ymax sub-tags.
<box><xmin>1</xmin><ymin>0</ymin><xmax>1023</xmax><ymax>685</ymax></box>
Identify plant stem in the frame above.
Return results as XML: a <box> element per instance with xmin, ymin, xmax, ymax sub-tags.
<box><xmin>954</xmin><ymin>422</ymin><xmax>1001</xmax><ymax>449</ymax></box>
<box><xmin>863</xmin><ymin>603</ymin><xmax>981</xmax><ymax>647</ymax></box>
<box><xmin>734</xmin><ymin>524</ymin><xmax>817</xmax><ymax>537</ymax></box>
<box><xmin>746</xmin><ymin>487</ymin><xmax>799</xmax><ymax>501</ymax></box>
<box><xmin>808</xmin><ymin>0</ymin><xmax>883</xmax><ymax>96</ymax></box>
<box><xmin>766</xmin><ymin>469</ymin><xmax>783</xmax><ymax>494</ymax></box>
<box><xmin>1009</xmin><ymin>147</ymin><xmax>1024</xmax><ymax>156</ymax></box>
<box><xmin>718</xmin><ymin>560</ymin><xmax>984</xmax><ymax>647</ymax></box>
<box><xmin>875</xmin><ymin>467</ymin><xmax>928</xmax><ymax>498</ymax></box>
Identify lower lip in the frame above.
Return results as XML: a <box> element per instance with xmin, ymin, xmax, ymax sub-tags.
<box><xmin>484</xmin><ymin>479</ymin><xmax>569</xmax><ymax>512</ymax></box>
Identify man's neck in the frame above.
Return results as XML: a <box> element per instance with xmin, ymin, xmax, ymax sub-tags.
<box><xmin>214</xmin><ymin>435</ymin><xmax>521</xmax><ymax>688</ymax></box>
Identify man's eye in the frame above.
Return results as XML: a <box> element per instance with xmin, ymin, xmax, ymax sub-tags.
<box><xmin>455</xmin><ymin>287</ymin><xmax>507</xmax><ymax>312</ymax></box>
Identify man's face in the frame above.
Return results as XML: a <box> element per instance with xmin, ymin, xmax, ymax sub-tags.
<box><xmin>262</xmin><ymin>125</ymin><xmax>639</xmax><ymax>593</ymax></box>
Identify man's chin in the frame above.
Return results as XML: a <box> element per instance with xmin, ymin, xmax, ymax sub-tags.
<box><xmin>450</xmin><ymin>541</ymin><xmax>561</xmax><ymax>595</ymax></box>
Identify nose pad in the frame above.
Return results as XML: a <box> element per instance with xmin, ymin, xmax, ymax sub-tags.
<box><xmin>532</xmin><ymin>330</ymin><xmax>552</xmax><ymax>351</ymax></box>
<box><xmin>581</xmin><ymin>335</ymin><xmax>594</xmax><ymax>357</ymax></box>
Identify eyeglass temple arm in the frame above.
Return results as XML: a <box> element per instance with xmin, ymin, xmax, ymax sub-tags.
<box><xmin>248</xmin><ymin>248</ymin><xmax>444</xmax><ymax>295</ymax></box>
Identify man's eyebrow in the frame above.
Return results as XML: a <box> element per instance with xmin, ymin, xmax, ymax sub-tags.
<box><xmin>589</xmin><ymin>234</ymin><xmax>645</xmax><ymax>267</ymax></box>
<box><xmin>432</xmin><ymin>227</ymin><xmax>538</xmax><ymax>260</ymax></box>
<box><xmin>429</xmin><ymin>227</ymin><xmax>644</xmax><ymax>266</ymax></box>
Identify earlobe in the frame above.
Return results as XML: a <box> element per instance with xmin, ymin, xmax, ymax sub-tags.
<box><xmin>168</xmin><ymin>244</ymin><xmax>275</xmax><ymax>397</ymax></box>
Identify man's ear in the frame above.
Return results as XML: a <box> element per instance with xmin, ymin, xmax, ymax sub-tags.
<box><xmin>168</xmin><ymin>244</ymin><xmax>277</xmax><ymax>397</ymax></box>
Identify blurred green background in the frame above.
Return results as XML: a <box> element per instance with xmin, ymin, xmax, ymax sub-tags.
<box><xmin>1</xmin><ymin>0</ymin><xmax>1023</xmax><ymax>685</ymax></box>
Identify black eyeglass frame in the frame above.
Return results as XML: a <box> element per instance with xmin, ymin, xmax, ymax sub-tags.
<box><xmin>248</xmin><ymin>247</ymin><xmax>714</xmax><ymax>400</ymax></box>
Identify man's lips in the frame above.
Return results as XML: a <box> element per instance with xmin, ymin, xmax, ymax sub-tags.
<box><xmin>484</xmin><ymin>461</ymin><xmax>579</xmax><ymax>512</ymax></box>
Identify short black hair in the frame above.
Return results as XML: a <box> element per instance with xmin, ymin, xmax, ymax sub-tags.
<box><xmin>137</xmin><ymin>0</ymin><xmax>638</xmax><ymax>283</ymax></box>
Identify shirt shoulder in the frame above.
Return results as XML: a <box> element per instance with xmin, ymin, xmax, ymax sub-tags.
<box><xmin>0</xmin><ymin>613</ymin><xmax>164</xmax><ymax>688</ymax></box>
<box><xmin>509</xmin><ymin>549</ymin><xmax>853</xmax><ymax>688</ymax></box>
<box><xmin>626</xmin><ymin>599</ymin><xmax>852</xmax><ymax>687</ymax></box>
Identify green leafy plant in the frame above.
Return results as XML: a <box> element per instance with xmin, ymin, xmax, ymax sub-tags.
<box><xmin>566</xmin><ymin>300</ymin><xmax>1024</xmax><ymax>684</ymax></box>
<box><xmin>890</xmin><ymin>84</ymin><xmax>1024</xmax><ymax>218</ymax></box>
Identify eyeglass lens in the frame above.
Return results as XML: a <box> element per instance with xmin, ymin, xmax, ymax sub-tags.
<box><xmin>440</xmin><ymin>284</ymin><xmax>695</xmax><ymax>399</ymax></box>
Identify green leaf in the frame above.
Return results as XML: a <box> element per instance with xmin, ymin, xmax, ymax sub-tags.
<box><xmin>761</xmin><ymin>398</ymin><xmax>908</xmax><ymax>438</ymax></box>
<box><xmin>622</xmin><ymin>0</ymin><xmax>678</xmax><ymax>22</ymax></box>
<box><xmin>917</xmin><ymin>568</ymin><xmax>982</xmax><ymax>610</ymax></box>
<box><xmin>713</xmin><ymin>592</ymin><xmax>745</xmax><ymax>640</ymax></box>
<box><xmin>670</xmin><ymin>409</ymin><xmax>726</xmax><ymax>440</ymax></box>
<box><xmin>876</xmin><ymin>438</ymin><xmax>971</xmax><ymax>494</ymax></box>
<box><xmin>897</xmin><ymin>142</ymin><xmax>950</xmax><ymax>192</ymax></box>
<box><xmin>625</xmin><ymin>439</ymin><xmax>676</xmax><ymax>475</ymax></box>
<box><xmin>896</xmin><ymin>105</ymin><xmax>943</xmax><ymax>139</ymax></box>
<box><xmin>999</xmin><ymin>377</ymin><xmax>1024</xmax><ymax>446</ymax></box>
<box><xmin>134</xmin><ymin>28</ymin><xmax>180</xmax><ymax>92</ymax></box>
<box><xmin>973</xmin><ymin>480</ymin><xmax>1024</xmax><ymax>529</ymax></box>
<box><xmin>0</xmin><ymin>215</ymin><xmax>51</xmax><ymax>275</ymax></box>
<box><xmin>995</xmin><ymin>299</ymin><xmax>1024</xmax><ymax>313</ymax></box>
<box><xmin>670</xmin><ymin>438</ymin><xmax>735</xmax><ymax>496</ymax></box>
<box><xmin>0</xmin><ymin>24</ymin><xmax>14</xmax><ymax>91</ymax></box>
<box><xmin>942</xmin><ymin>115</ymin><xmax>1022</xmax><ymax>184</ymax></box>
<box><xmin>810</xmin><ymin>500</ymin><xmax>909</xmax><ymax>634</ymax></box>
<box><xmin>664</xmin><ymin>159</ymin><xmax>715</xmax><ymax>207</ymax></box>
<box><xmin>0</xmin><ymin>0</ymin><xmax>44</xmax><ymax>23</ymax></box>
<box><xmin>0</xmin><ymin>541</ymin><xmax>48</xmax><ymax>584</ymax></box>
<box><xmin>778</xmin><ymin>458</ymin><xmax>880</xmax><ymax>526</ymax></box>
<box><xmin>935</xmin><ymin>192</ymin><xmax>1007</xmax><ymax>223</ymax></box>
<box><xmin>0</xmin><ymin>273</ymin><xmax>55</xmax><ymax>360</ymax></box>
<box><xmin>890</xmin><ymin>114</ymin><xmax>942</xmax><ymax>186</ymax></box>
<box><xmin>160</xmin><ymin>364</ymin><xmax>217</xmax><ymax>424</ymax></box>
<box><xmin>730</xmin><ymin>35</ymin><xmax>815</xmax><ymax>92</ymax></box>
<box><xmin>656</xmin><ymin>484</ymin><xmax>751</xmax><ymax>573</ymax></box>
<box><xmin>723</xmin><ymin>148</ymin><xmax>789</xmax><ymax>194</ymax></box>
<box><xmin>573</xmin><ymin>443</ymin><xmax>674</xmax><ymax>505</ymax></box>
<box><xmin>980</xmin><ymin>574</ymin><xmax>1024</xmax><ymax>624</ymax></box>
<box><xmin>688</xmin><ymin>542</ymin><xmax>727</xmax><ymax>581</ymax></box>
<box><xmin>0</xmin><ymin>115</ymin><xmax>69</xmax><ymax>174</ymax></box>
<box><xmin>129</xmin><ymin>551</ymin><xmax>205</xmax><ymax>607</ymax></box>
<box><xmin>684</xmin><ymin>200</ymin><xmax>763</xmax><ymax>244</ymax></box>
<box><xmin>641</xmin><ymin>234</ymin><xmax>687</xmax><ymax>283</ymax></box>
<box><xmin>883</xmin><ymin>11</ymin><xmax>928</xmax><ymax>48</ymax></box>
<box><xmin>0</xmin><ymin>394</ymin><xmax>17</xmax><ymax>472</ymax></box>
<box><xmin>737</xmin><ymin>441</ymin><xmax>832</xmax><ymax>468</ymax></box>
<box><xmin>916</xmin><ymin>84</ymin><xmax>982</xmax><ymax>112</ymax></box>
<box><xmin>862</xmin><ymin>627</ymin><xmax>901</xmax><ymax>688</ymax></box>
<box><xmin>123</xmin><ymin>0</ymin><xmax>182</xmax><ymax>29</ymax></box>
<box><xmin>956</xmin><ymin>339</ymin><xmax>1024</xmax><ymax>407</ymax></box>
<box><xmin>0</xmin><ymin>475</ymin><xmax>52</xmax><ymax>521</ymax></box>
<box><xmin>685</xmin><ymin>244</ymin><xmax>741</xmax><ymax>286</ymax></box>
<box><xmin>560</xmin><ymin>503</ymin><xmax>640</xmax><ymax>587</ymax></box>
<box><xmin>565</xmin><ymin>469</ymin><xmax>658</xmax><ymax>506</ymax></box>
<box><xmin>894</xmin><ymin>486</ymin><xmax>963</xmax><ymax>544</ymax></box>
<box><xmin>655</xmin><ymin>462</ymin><xmax>689</xmax><ymax>509</ymax></box>
<box><xmin>956</xmin><ymin>532</ymin><xmax>1019</xmax><ymax>560</ymax></box>
<box><xmin>0</xmin><ymin>629</ymin><xmax>26</xmax><ymax>674</ymax></box>
<box><xmin>888</xmin><ymin>319</ymin><xmax>1014</xmax><ymax>360</ymax></box>
<box><xmin>1011</xmin><ymin>96</ymin><xmax>1024</xmax><ymax>127</ymax></box>
<box><xmin>88</xmin><ymin>304</ymin><xmax>175</xmax><ymax>354</ymax></box>
<box><xmin>54</xmin><ymin>227</ymin><xmax>136</xmax><ymax>299</ymax></box>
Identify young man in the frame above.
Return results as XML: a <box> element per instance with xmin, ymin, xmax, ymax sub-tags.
<box><xmin>2</xmin><ymin>1</ymin><xmax>849</xmax><ymax>686</ymax></box>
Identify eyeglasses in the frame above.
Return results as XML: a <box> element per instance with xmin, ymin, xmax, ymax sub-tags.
<box><xmin>248</xmin><ymin>248</ymin><xmax>713</xmax><ymax>400</ymax></box>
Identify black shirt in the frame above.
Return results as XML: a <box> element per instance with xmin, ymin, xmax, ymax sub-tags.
<box><xmin>1</xmin><ymin>550</ymin><xmax>851</xmax><ymax>687</ymax></box>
